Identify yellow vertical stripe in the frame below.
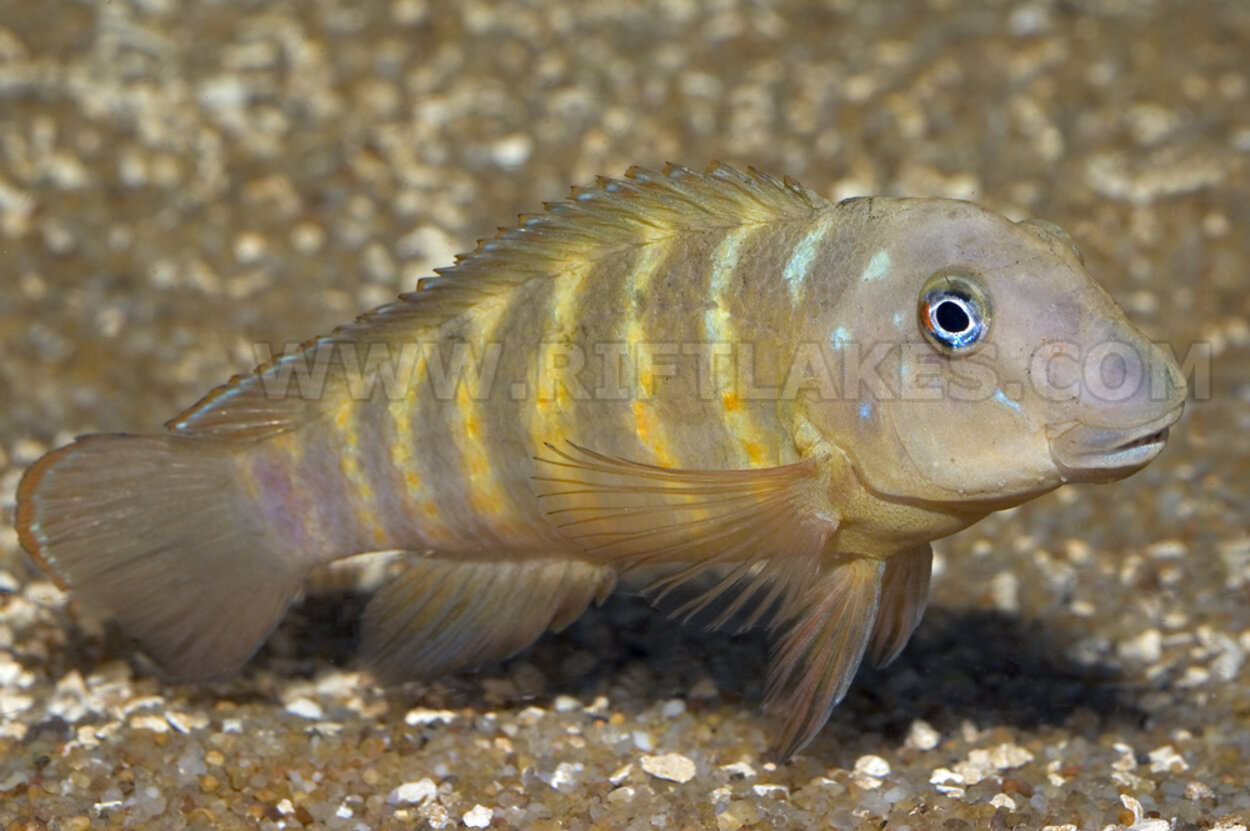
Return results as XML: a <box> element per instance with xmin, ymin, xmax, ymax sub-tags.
<box><xmin>706</xmin><ymin>224</ymin><xmax>772</xmax><ymax>468</ymax></box>
<box><xmin>621</xmin><ymin>233</ymin><xmax>677</xmax><ymax>467</ymax></box>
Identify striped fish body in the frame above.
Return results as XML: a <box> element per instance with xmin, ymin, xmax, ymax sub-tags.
<box><xmin>16</xmin><ymin>164</ymin><xmax>1188</xmax><ymax>761</ymax></box>
<box><xmin>244</xmin><ymin>198</ymin><xmax>846</xmax><ymax>555</ymax></box>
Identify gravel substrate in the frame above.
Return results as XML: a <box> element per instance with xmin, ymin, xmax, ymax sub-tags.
<box><xmin>2</xmin><ymin>1</ymin><xmax>1249</xmax><ymax>829</ymax></box>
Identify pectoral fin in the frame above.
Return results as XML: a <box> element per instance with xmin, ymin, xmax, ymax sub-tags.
<box><xmin>534</xmin><ymin>442</ymin><xmax>838</xmax><ymax>631</ymax></box>
<box><xmin>868</xmin><ymin>544</ymin><xmax>932</xmax><ymax>668</ymax></box>
<box><xmin>764</xmin><ymin>555</ymin><xmax>885</xmax><ymax>761</ymax></box>
<box><xmin>362</xmin><ymin>555</ymin><xmax>616</xmax><ymax>681</ymax></box>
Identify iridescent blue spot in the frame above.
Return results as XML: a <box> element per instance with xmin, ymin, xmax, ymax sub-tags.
<box><xmin>992</xmin><ymin>388</ymin><xmax>1024</xmax><ymax>414</ymax></box>
<box><xmin>859</xmin><ymin>401</ymin><xmax>873</xmax><ymax>420</ymax></box>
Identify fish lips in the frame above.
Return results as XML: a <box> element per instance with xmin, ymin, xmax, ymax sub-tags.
<box><xmin>1048</xmin><ymin>406</ymin><xmax>1183</xmax><ymax>483</ymax></box>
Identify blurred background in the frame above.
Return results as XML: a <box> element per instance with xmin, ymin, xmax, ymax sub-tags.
<box><xmin>0</xmin><ymin>1</ymin><xmax>1247</xmax><ymax>828</ymax></box>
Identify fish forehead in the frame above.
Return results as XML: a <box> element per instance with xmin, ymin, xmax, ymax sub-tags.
<box><xmin>867</xmin><ymin>198</ymin><xmax>1062</xmax><ymax>271</ymax></box>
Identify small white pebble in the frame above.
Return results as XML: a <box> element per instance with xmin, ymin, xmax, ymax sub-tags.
<box><xmin>335</xmin><ymin>803</ymin><xmax>353</xmax><ymax>819</ymax></box>
<box><xmin>515</xmin><ymin>705</ymin><xmax>545</xmax><ymax>726</ymax></box>
<box><xmin>1120</xmin><ymin>793</ymin><xmax>1144</xmax><ymax>821</ymax></box>
<box><xmin>853</xmin><ymin>754</ymin><xmax>891</xmax><ymax>778</ymax></box>
<box><xmin>1133</xmin><ymin>822</ymin><xmax>1172</xmax><ymax>831</ymax></box>
<box><xmin>462</xmin><ymin>804</ymin><xmax>492</xmax><ymax>828</ymax></box>
<box><xmin>1185</xmin><ymin>780</ymin><xmax>1214</xmax><ymax>799</ymax></box>
<box><xmin>1069</xmin><ymin>599</ymin><xmax>1096</xmax><ymax>617</ymax></box>
<box><xmin>1118</xmin><ymin>628</ymin><xmax>1163</xmax><ymax>663</ymax></box>
<box><xmin>0</xmin><ymin>693</ymin><xmax>33</xmax><ymax>719</ymax></box>
<box><xmin>989</xmin><ymin>793</ymin><xmax>1017</xmax><ymax>810</ymax></box>
<box><xmin>641</xmin><ymin>753</ymin><xmax>697</xmax><ymax>783</ymax></box>
<box><xmin>276</xmin><ymin>799</ymin><xmax>294</xmax><ymax>815</ymax></box>
<box><xmin>490</xmin><ymin>133</ymin><xmax>533</xmax><ymax>169</ymax></box>
<box><xmin>550</xmin><ymin>761</ymin><xmax>581</xmax><ymax>789</ymax></box>
<box><xmin>990</xmin><ymin>571</ymin><xmax>1019</xmax><ymax>613</ymax></box>
<box><xmin>752</xmin><ymin>783</ymin><xmax>787</xmax><ymax>797</ymax></box>
<box><xmin>129</xmin><ymin>714</ymin><xmax>169</xmax><ymax>733</ymax></box>
<box><xmin>166</xmin><ymin>710</ymin><xmax>208</xmax><ymax>734</ymax></box>
<box><xmin>608</xmin><ymin>764</ymin><xmax>633</xmax><ymax>785</ymax></box>
<box><xmin>1177</xmin><ymin>665</ymin><xmax>1211</xmax><ymax>688</ymax></box>
<box><xmin>607</xmin><ymin>785</ymin><xmax>635</xmax><ymax>804</ymax></box>
<box><xmin>932</xmin><ymin>774</ymin><xmax>965</xmax><ymax>797</ymax></box>
<box><xmin>233</xmin><ymin>231</ymin><xmax>267</xmax><ymax>264</ymax></box>
<box><xmin>1148</xmin><ymin>744</ymin><xmax>1189</xmax><ymax>773</ymax></box>
<box><xmin>10</xmin><ymin>438</ymin><xmax>47</xmax><ymax>466</ymax></box>
<box><xmin>405</xmin><ymin>708</ymin><xmax>458</xmax><ymax>726</ymax></box>
<box><xmin>719</xmin><ymin>761</ymin><xmax>756</xmax><ymax>779</ymax></box>
<box><xmin>988</xmin><ymin>742</ymin><xmax>1034</xmax><ymax>769</ymax></box>
<box><xmin>905</xmin><ymin>719</ymin><xmax>941</xmax><ymax>751</ymax></box>
<box><xmin>388</xmin><ymin>778</ymin><xmax>437</xmax><ymax>805</ymax></box>
<box><xmin>284</xmin><ymin>697</ymin><xmax>323</xmax><ymax>720</ymax></box>
<box><xmin>584</xmin><ymin>695</ymin><xmax>611</xmax><ymax>716</ymax></box>
<box><xmin>660</xmin><ymin>699</ymin><xmax>686</xmax><ymax>718</ymax></box>
<box><xmin>553</xmin><ymin>695</ymin><xmax>581</xmax><ymax>712</ymax></box>
<box><xmin>632</xmin><ymin>730</ymin><xmax>655</xmax><ymax>752</ymax></box>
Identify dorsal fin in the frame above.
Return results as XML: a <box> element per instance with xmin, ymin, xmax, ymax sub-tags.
<box><xmin>168</xmin><ymin>163</ymin><xmax>828</xmax><ymax>440</ymax></box>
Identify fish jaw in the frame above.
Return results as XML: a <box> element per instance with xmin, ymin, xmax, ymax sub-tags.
<box><xmin>1047</xmin><ymin>404</ymin><xmax>1183</xmax><ymax>483</ymax></box>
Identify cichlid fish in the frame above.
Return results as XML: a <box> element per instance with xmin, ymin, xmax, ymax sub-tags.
<box><xmin>16</xmin><ymin>164</ymin><xmax>1186</xmax><ymax>759</ymax></box>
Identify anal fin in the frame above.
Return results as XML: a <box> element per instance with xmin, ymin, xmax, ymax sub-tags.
<box><xmin>764</xmin><ymin>556</ymin><xmax>885</xmax><ymax>761</ymax></box>
<box><xmin>361</xmin><ymin>555</ymin><xmax>616</xmax><ymax>681</ymax></box>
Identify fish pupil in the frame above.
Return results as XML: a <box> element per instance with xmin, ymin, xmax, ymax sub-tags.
<box><xmin>934</xmin><ymin>297</ymin><xmax>971</xmax><ymax>334</ymax></box>
<box><xmin>918</xmin><ymin>271</ymin><xmax>989</xmax><ymax>354</ymax></box>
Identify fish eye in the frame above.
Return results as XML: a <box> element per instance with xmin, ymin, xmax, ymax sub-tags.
<box><xmin>917</xmin><ymin>270</ymin><xmax>990</xmax><ymax>355</ymax></box>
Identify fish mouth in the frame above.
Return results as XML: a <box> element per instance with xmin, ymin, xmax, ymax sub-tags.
<box><xmin>1048</xmin><ymin>406</ymin><xmax>1183</xmax><ymax>482</ymax></box>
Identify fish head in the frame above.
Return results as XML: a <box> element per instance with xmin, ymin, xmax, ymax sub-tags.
<box><xmin>807</xmin><ymin>198</ymin><xmax>1186</xmax><ymax>508</ymax></box>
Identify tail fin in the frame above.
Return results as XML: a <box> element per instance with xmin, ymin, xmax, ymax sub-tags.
<box><xmin>16</xmin><ymin>434</ymin><xmax>304</xmax><ymax>680</ymax></box>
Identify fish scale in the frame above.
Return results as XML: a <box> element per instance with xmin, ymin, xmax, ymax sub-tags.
<box><xmin>15</xmin><ymin>163</ymin><xmax>1187</xmax><ymax>761</ymax></box>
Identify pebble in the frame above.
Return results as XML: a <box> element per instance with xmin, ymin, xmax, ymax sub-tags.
<box><xmin>283</xmin><ymin>697</ymin><xmax>324</xmax><ymax>720</ymax></box>
<box><xmin>854</xmin><ymin>754</ymin><xmax>891</xmax><ymax>778</ymax></box>
<box><xmin>640</xmin><ymin>753</ymin><xmax>697</xmax><ymax>783</ymax></box>
<box><xmin>388</xmin><ymin>779</ymin><xmax>438</xmax><ymax>806</ymax></box>
<box><xmin>463</xmin><ymin>804</ymin><xmax>493</xmax><ymax>827</ymax></box>
<box><xmin>660</xmin><ymin>698</ymin><xmax>686</xmax><ymax>718</ymax></box>
<box><xmin>905</xmin><ymin>719</ymin><xmax>941</xmax><ymax>751</ymax></box>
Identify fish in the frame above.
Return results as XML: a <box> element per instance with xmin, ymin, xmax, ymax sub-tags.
<box><xmin>15</xmin><ymin>163</ymin><xmax>1187</xmax><ymax>760</ymax></box>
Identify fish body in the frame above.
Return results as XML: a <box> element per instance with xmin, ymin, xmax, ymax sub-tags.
<box><xmin>16</xmin><ymin>164</ymin><xmax>1187</xmax><ymax>759</ymax></box>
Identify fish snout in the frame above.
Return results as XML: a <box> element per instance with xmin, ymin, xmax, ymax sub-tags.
<box><xmin>1045</xmin><ymin>337</ymin><xmax>1187</xmax><ymax>482</ymax></box>
<box><xmin>1048</xmin><ymin>404</ymin><xmax>1182</xmax><ymax>482</ymax></box>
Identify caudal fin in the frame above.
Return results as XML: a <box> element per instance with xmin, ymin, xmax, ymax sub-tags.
<box><xmin>16</xmin><ymin>434</ymin><xmax>304</xmax><ymax>680</ymax></box>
